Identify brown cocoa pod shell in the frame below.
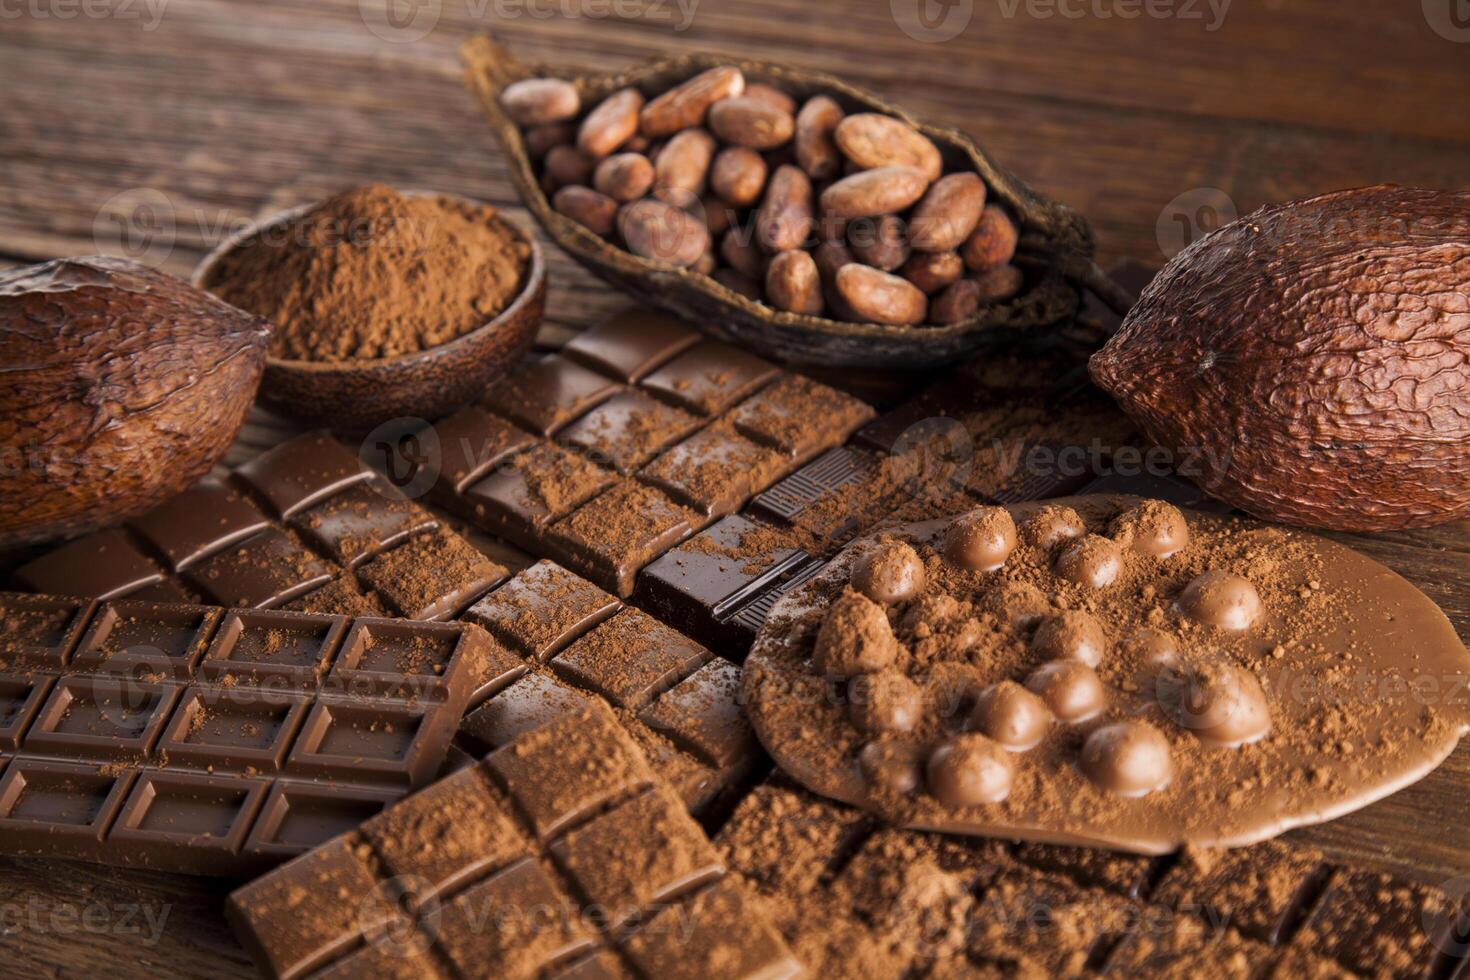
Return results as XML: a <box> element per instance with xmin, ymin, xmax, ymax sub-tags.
<box><xmin>554</xmin><ymin>185</ymin><xmax>619</xmax><ymax>236</ymax></box>
<box><xmin>909</xmin><ymin>173</ymin><xmax>987</xmax><ymax>252</ymax></box>
<box><xmin>900</xmin><ymin>250</ymin><xmax>964</xmax><ymax>293</ymax></box>
<box><xmin>835</xmin><ymin>113</ymin><xmax>943</xmax><ymax>181</ymax></box>
<box><xmin>709</xmin><ymin>96</ymin><xmax>795</xmax><ymax>149</ymax></box>
<box><xmin>618</xmin><ymin>198</ymin><xmax>711</xmax><ymax>268</ymax></box>
<box><xmin>835</xmin><ymin>263</ymin><xmax>927</xmax><ymax>326</ymax></box>
<box><xmin>1090</xmin><ymin>185</ymin><xmax>1470</xmax><ymax>531</ymax></box>
<box><xmin>766</xmin><ymin>249</ymin><xmax>824</xmax><ymax>316</ymax></box>
<box><xmin>962</xmin><ymin>205</ymin><xmax>1020</xmax><ymax>272</ymax></box>
<box><xmin>821</xmin><ymin>167</ymin><xmax>929</xmax><ymax>220</ymax></box>
<box><xmin>930</xmin><ymin>278</ymin><xmax>981</xmax><ymax>325</ymax></box>
<box><xmin>654</xmin><ymin>128</ymin><xmax>717</xmax><ymax>203</ymax></box>
<box><xmin>757</xmin><ymin>164</ymin><xmax>815</xmax><ymax>254</ymax></box>
<box><xmin>639</xmin><ymin>65</ymin><xmax>745</xmax><ymax>137</ymax></box>
<box><xmin>710</xmin><ymin>146</ymin><xmax>768</xmax><ymax>208</ymax></box>
<box><xmin>593</xmin><ymin>152</ymin><xmax>655</xmax><ymax>202</ymax></box>
<box><xmin>500</xmin><ymin>77</ymin><xmax>580</xmax><ymax>125</ymax></box>
<box><xmin>577</xmin><ymin>87</ymin><xmax>645</xmax><ymax>159</ymax></box>
<box><xmin>847</xmin><ymin>214</ymin><xmax>910</xmax><ymax>273</ymax></box>
<box><xmin>465</xmin><ymin>36</ymin><xmax>1098</xmax><ymax>367</ymax></box>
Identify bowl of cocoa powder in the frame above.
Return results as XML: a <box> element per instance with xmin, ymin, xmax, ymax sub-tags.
<box><xmin>194</xmin><ymin>184</ymin><xmax>545</xmax><ymax>433</ymax></box>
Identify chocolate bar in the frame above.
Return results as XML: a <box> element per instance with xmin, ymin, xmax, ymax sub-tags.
<box><xmin>717</xmin><ymin>781</ymin><xmax>1470</xmax><ymax>980</ymax></box>
<box><xmin>0</xmin><ymin>591</ymin><xmax>500</xmax><ymax>875</ymax></box>
<box><xmin>426</xmin><ymin>310</ymin><xmax>875</xmax><ymax>598</ymax></box>
<box><xmin>228</xmin><ymin>701</ymin><xmax>801</xmax><ymax>980</ymax></box>
<box><xmin>13</xmin><ymin>431</ymin><xmax>510</xmax><ymax>620</ymax></box>
<box><xmin>456</xmin><ymin>559</ymin><xmax>763</xmax><ymax>814</ymax></box>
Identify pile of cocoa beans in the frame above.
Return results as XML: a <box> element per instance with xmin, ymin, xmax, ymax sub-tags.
<box><xmin>500</xmin><ymin>67</ymin><xmax>1022</xmax><ymax>327</ymax></box>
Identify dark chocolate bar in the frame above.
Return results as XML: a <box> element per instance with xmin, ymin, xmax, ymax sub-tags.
<box><xmin>457</xmin><ymin>560</ymin><xmax>763</xmax><ymax>814</ymax></box>
<box><xmin>0</xmin><ymin>591</ymin><xmax>498</xmax><ymax>875</ymax></box>
<box><xmin>716</xmin><ymin>781</ymin><xmax>1470</xmax><ymax>980</ymax></box>
<box><xmin>13</xmin><ymin>431</ymin><xmax>510</xmax><ymax>621</ymax></box>
<box><xmin>228</xmin><ymin>701</ymin><xmax>801</xmax><ymax>980</ymax></box>
<box><xmin>427</xmin><ymin>310</ymin><xmax>875</xmax><ymax>598</ymax></box>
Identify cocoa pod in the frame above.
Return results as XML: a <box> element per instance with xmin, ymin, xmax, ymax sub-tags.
<box><xmin>639</xmin><ymin>65</ymin><xmax>745</xmax><ymax>137</ymax></box>
<box><xmin>834</xmin><ymin>113</ymin><xmax>943</xmax><ymax>181</ymax></box>
<box><xmin>544</xmin><ymin>144</ymin><xmax>595</xmax><ymax>188</ymax></box>
<box><xmin>909</xmin><ymin>173</ymin><xmax>987</xmax><ymax>252</ymax></box>
<box><xmin>618</xmin><ymin>199</ymin><xmax>711</xmax><ymax>267</ymax></box>
<box><xmin>709</xmin><ymin>96</ymin><xmax>796</xmax><ymax>149</ymax></box>
<box><xmin>847</xmin><ymin>214</ymin><xmax>910</xmax><ymax>272</ymax></box>
<box><xmin>794</xmin><ymin>96</ymin><xmax>845</xmax><ymax>181</ymax></box>
<box><xmin>930</xmin><ymin>279</ymin><xmax>981</xmax><ymax>324</ymax></box>
<box><xmin>962</xmin><ymin>206</ymin><xmax>1019</xmax><ymax>272</ymax></box>
<box><xmin>973</xmin><ymin>264</ymin><xmax>1024</xmax><ymax>302</ymax></box>
<box><xmin>578</xmin><ymin>87</ymin><xmax>645</xmax><ymax>159</ymax></box>
<box><xmin>766</xmin><ymin>250</ymin><xmax>824</xmax><ymax>316</ymax></box>
<box><xmin>710</xmin><ymin>146</ymin><xmax>768</xmax><ymax>207</ymax></box>
<box><xmin>524</xmin><ymin>122</ymin><xmax>575</xmax><ymax>159</ymax></box>
<box><xmin>756</xmin><ymin>165</ymin><xmax>815</xmax><ymax>253</ymax></box>
<box><xmin>835</xmin><ymin>263</ymin><xmax>927</xmax><ymax>325</ymax></box>
<box><xmin>593</xmin><ymin>152</ymin><xmax>655</xmax><ymax>202</ymax></box>
<box><xmin>554</xmin><ymin>186</ymin><xmax>619</xmax><ymax>237</ymax></box>
<box><xmin>721</xmin><ymin>227</ymin><xmax>768</xmax><ymax>280</ymax></box>
<box><xmin>820</xmin><ymin>167</ymin><xmax>929</xmax><ymax>220</ymax></box>
<box><xmin>654</xmin><ymin>129</ymin><xmax>717</xmax><ymax>203</ymax></box>
<box><xmin>500</xmin><ymin>77</ymin><xmax>580</xmax><ymax>125</ymax></box>
<box><xmin>900</xmin><ymin>250</ymin><xmax>964</xmax><ymax>293</ymax></box>
<box><xmin>744</xmin><ymin>83</ymin><xmax>797</xmax><ymax>115</ymax></box>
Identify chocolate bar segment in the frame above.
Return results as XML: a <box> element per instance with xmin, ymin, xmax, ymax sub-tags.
<box><xmin>13</xmin><ymin>528</ymin><xmax>164</xmax><ymax>601</ymax></box>
<box><xmin>641</xmin><ymin>340</ymin><xmax>780</xmax><ymax>415</ymax></box>
<box><xmin>128</xmin><ymin>480</ymin><xmax>270</xmax><ymax>571</ymax></box>
<box><xmin>482</xmin><ymin>352</ymin><xmax>621</xmax><ymax>436</ymax></box>
<box><xmin>561</xmin><ymin>307</ymin><xmax>701</xmax><ymax>381</ymax></box>
<box><xmin>460</xmin><ymin>559</ymin><xmax>621</xmax><ymax>663</ymax></box>
<box><xmin>0</xmin><ymin>590</ymin><xmax>492</xmax><ymax>875</ymax></box>
<box><xmin>228</xmin><ymin>702</ymin><xmax>798</xmax><ymax>980</ymax></box>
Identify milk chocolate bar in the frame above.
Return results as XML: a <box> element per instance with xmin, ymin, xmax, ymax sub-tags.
<box><xmin>0</xmin><ymin>591</ymin><xmax>498</xmax><ymax>875</ymax></box>
<box><xmin>717</xmin><ymin>781</ymin><xmax>1470</xmax><ymax>980</ymax></box>
<box><xmin>456</xmin><ymin>559</ymin><xmax>763</xmax><ymax>814</ymax></box>
<box><xmin>426</xmin><ymin>309</ymin><xmax>874</xmax><ymax>597</ymax></box>
<box><xmin>228</xmin><ymin>701</ymin><xmax>801</xmax><ymax>980</ymax></box>
<box><xmin>12</xmin><ymin>431</ymin><xmax>510</xmax><ymax>620</ymax></box>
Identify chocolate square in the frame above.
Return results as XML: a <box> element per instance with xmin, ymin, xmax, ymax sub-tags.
<box><xmin>435</xmin><ymin>858</ymin><xmax>595</xmax><ymax>978</ymax></box>
<box><xmin>640</xmin><ymin>340</ymin><xmax>780</xmax><ymax>415</ymax></box>
<box><xmin>242</xmin><ymin>783</ymin><xmax>399</xmax><ymax>858</ymax></box>
<box><xmin>1150</xmin><ymin>840</ymin><xmax>1324</xmax><ymax>944</ymax></box>
<box><xmin>13</xmin><ymin>528</ymin><xmax>164</xmax><ymax>601</ymax></box>
<box><xmin>638</xmin><ymin>659</ymin><xmax>753</xmax><ymax>768</ymax></box>
<box><xmin>544</xmin><ymin>482</ymin><xmax>696</xmax><ymax>596</ymax></box>
<box><xmin>355</xmin><ymin>527</ymin><xmax>507</xmax><ymax>621</ymax></box>
<box><xmin>0</xmin><ymin>593</ymin><xmax>94</xmax><ymax>670</ymax></box>
<box><xmin>730</xmin><ymin>374</ymin><xmax>875</xmax><ymax>458</ymax></box>
<box><xmin>1011</xmin><ymin>841</ymin><xmax>1160</xmax><ymax>899</ymax></box>
<box><xmin>155</xmin><ymin>686</ymin><xmax>312</xmax><ymax>772</ymax></box>
<box><xmin>641</xmin><ymin>422</ymin><xmax>787</xmax><ymax>517</ymax></box>
<box><xmin>0</xmin><ymin>760</ymin><xmax>136</xmax><ymax>860</ymax></box>
<box><xmin>557</xmin><ymin>389</ymin><xmax>702</xmax><ymax>473</ymax></box>
<box><xmin>127</xmin><ymin>479</ymin><xmax>271</xmax><ymax>571</ymax></box>
<box><xmin>287</xmin><ymin>697</ymin><xmax>443</xmax><ymax>785</ymax></box>
<box><xmin>0</xmin><ymin>674</ymin><xmax>56</xmax><ymax>751</ymax></box>
<box><xmin>110</xmin><ymin>771</ymin><xmax>270</xmax><ymax>874</ymax></box>
<box><xmin>483</xmin><ymin>353</ymin><xmax>622</xmax><ymax>436</ymax></box>
<box><xmin>70</xmin><ymin>600</ymin><xmax>221</xmax><ymax>680</ymax></box>
<box><xmin>199</xmin><ymin>609</ymin><xmax>348</xmax><ymax>689</ymax></box>
<box><xmin>624</xmin><ymin>878</ymin><xmax>799</xmax><ymax>980</ymax></box>
<box><xmin>430</xmin><ymin>406</ymin><xmax>537</xmax><ymax>496</ymax></box>
<box><xmin>24</xmin><ymin>676</ymin><xmax>183</xmax><ymax>761</ymax></box>
<box><xmin>1105</xmin><ymin>914</ymin><xmax>1269</xmax><ymax>977</ymax></box>
<box><xmin>461</xmin><ymin>560</ymin><xmax>621</xmax><ymax>663</ymax></box>
<box><xmin>235</xmin><ymin>431</ymin><xmax>372</xmax><ymax>518</ymax></box>
<box><xmin>290</xmin><ymin>478</ymin><xmax>437</xmax><ymax>568</ymax></box>
<box><xmin>463</xmin><ymin>444</ymin><xmax>617</xmax><ymax>550</ymax></box>
<box><xmin>458</xmin><ymin>671</ymin><xmax>590</xmax><ymax>751</ymax></box>
<box><xmin>1295</xmin><ymin>869</ymin><xmax>1459</xmax><ymax>978</ymax></box>
<box><xmin>183</xmin><ymin>527</ymin><xmax>335</xmax><ymax>609</ymax></box>
<box><xmin>562</xmin><ymin>308</ymin><xmax>701</xmax><ymax>381</ymax></box>
<box><xmin>748</xmin><ymin>446</ymin><xmax>889</xmax><ymax>546</ymax></box>
<box><xmin>550</xmin><ymin>609</ymin><xmax>711</xmax><ymax>710</ymax></box>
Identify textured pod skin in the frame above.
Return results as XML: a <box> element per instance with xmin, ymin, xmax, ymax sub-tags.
<box><xmin>1090</xmin><ymin>186</ymin><xmax>1470</xmax><ymax>531</ymax></box>
<box><xmin>0</xmin><ymin>256</ymin><xmax>271</xmax><ymax>547</ymax></box>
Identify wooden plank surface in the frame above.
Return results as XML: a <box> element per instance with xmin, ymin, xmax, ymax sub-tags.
<box><xmin>1</xmin><ymin>1</ymin><xmax>1468</xmax><ymax>975</ymax></box>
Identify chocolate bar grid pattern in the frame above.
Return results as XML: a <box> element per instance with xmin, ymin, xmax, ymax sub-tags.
<box><xmin>452</xmin><ymin>559</ymin><xmax>764</xmax><ymax>817</ymax></box>
<box><xmin>717</xmin><ymin>782</ymin><xmax>1470</xmax><ymax>980</ymax></box>
<box><xmin>0</xmin><ymin>591</ymin><xmax>492</xmax><ymax>875</ymax></box>
<box><xmin>425</xmin><ymin>312</ymin><xmax>875</xmax><ymax>600</ymax></box>
<box><xmin>229</xmin><ymin>702</ymin><xmax>800</xmax><ymax>980</ymax></box>
<box><xmin>12</xmin><ymin>431</ymin><xmax>509</xmax><ymax>622</ymax></box>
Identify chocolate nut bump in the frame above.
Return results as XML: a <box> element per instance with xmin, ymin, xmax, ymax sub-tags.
<box><xmin>743</xmin><ymin>496</ymin><xmax>1470</xmax><ymax>852</ymax></box>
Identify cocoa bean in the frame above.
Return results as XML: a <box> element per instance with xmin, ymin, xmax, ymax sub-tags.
<box><xmin>709</xmin><ymin>96</ymin><xmax>796</xmax><ymax>149</ymax></box>
<box><xmin>834</xmin><ymin>113</ymin><xmax>943</xmax><ymax>181</ymax></box>
<box><xmin>847</xmin><ymin>214</ymin><xmax>910</xmax><ymax>272</ymax></box>
<box><xmin>710</xmin><ymin>146</ymin><xmax>768</xmax><ymax>207</ymax></box>
<box><xmin>743</xmin><ymin>83</ymin><xmax>797</xmax><ymax>115</ymax></box>
<box><xmin>962</xmin><ymin>206</ymin><xmax>1019</xmax><ymax>272</ymax></box>
<box><xmin>909</xmin><ymin>173</ymin><xmax>987</xmax><ymax>252</ymax></box>
<box><xmin>544</xmin><ymin>144</ymin><xmax>595</xmax><ymax>188</ymax></box>
<box><xmin>693</xmin><ymin>250</ymin><xmax>718</xmax><ymax>276</ymax></box>
<box><xmin>930</xmin><ymin>279</ymin><xmax>981</xmax><ymax>324</ymax></box>
<box><xmin>500</xmin><ymin>77</ymin><xmax>580</xmax><ymax>126</ymax></box>
<box><xmin>720</xmin><ymin>227</ymin><xmax>768</xmax><ymax>280</ymax></box>
<box><xmin>766</xmin><ymin>250</ymin><xmax>825</xmax><ymax>316</ymax></box>
<box><xmin>794</xmin><ymin>95</ymin><xmax>844</xmax><ymax>181</ymax></box>
<box><xmin>553</xmin><ymin>186</ymin><xmax>619</xmax><ymax>237</ymax></box>
<box><xmin>756</xmin><ymin>165</ymin><xmax>814</xmax><ymax>253</ymax></box>
<box><xmin>820</xmin><ymin>167</ymin><xmax>929</xmax><ymax>220</ymax></box>
<box><xmin>972</xmin><ymin>264</ymin><xmax>1024</xmax><ymax>302</ymax></box>
<box><xmin>593</xmin><ymin>152</ymin><xmax>655</xmax><ymax>202</ymax></box>
<box><xmin>639</xmin><ymin>66</ymin><xmax>745</xmax><ymax>137</ymax></box>
<box><xmin>577</xmin><ymin>87</ymin><xmax>645</xmax><ymax>159</ymax></box>
<box><xmin>899</xmin><ymin>250</ymin><xmax>964</xmax><ymax>293</ymax></box>
<box><xmin>654</xmin><ymin>128</ymin><xmax>717</xmax><ymax>203</ymax></box>
<box><xmin>813</xmin><ymin>239</ymin><xmax>856</xmax><ymax>284</ymax></box>
<box><xmin>617</xmin><ymin>199</ymin><xmax>711</xmax><ymax>267</ymax></box>
<box><xmin>835</xmin><ymin>263</ymin><xmax>928</xmax><ymax>325</ymax></box>
<box><xmin>524</xmin><ymin>122</ymin><xmax>575</xmax><ymax>159</ymax></box>
<box><xmin>701</xmin><ymin>194</ymin><xmax>733</xmax><ymax>236</ymax></box>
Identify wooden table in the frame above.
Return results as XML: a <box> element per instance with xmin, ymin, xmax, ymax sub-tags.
<box><xmin>2</xmin><ymin>2</ymin><xmax>1467</xmax><ymax>975</ymax></box>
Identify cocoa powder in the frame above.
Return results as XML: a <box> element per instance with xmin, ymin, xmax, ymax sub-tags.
<box><xmin>206</xmin><ymin>185</ymin><xmax>529</xmax><ymax>363</ymax></box>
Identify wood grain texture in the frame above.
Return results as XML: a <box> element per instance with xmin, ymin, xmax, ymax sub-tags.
<box><xmin>1</xmin><ymin>1</ymin><xmax>1468</xmax><ymax>974</ymax></box>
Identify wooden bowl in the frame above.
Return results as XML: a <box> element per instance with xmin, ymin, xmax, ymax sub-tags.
<box><xmin>192</xmin><ymin>192</ymin><xmax>544</xmax><ymax>435</ymax></box>
<box><xmin>461</xmin><ymin>34</ymin><xmax>1129</xmax><ymax>370</ymax></box>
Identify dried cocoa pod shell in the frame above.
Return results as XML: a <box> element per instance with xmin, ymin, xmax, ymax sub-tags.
<box><xmin>463</xmin><ymin>34</ymin><xmax>1113</xmax><ymax>367</ymax></box>
<box><xmin>1090</xmin><ymin>185</ymin><xmax>1470</xmax><ymax>531</ymax></box>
